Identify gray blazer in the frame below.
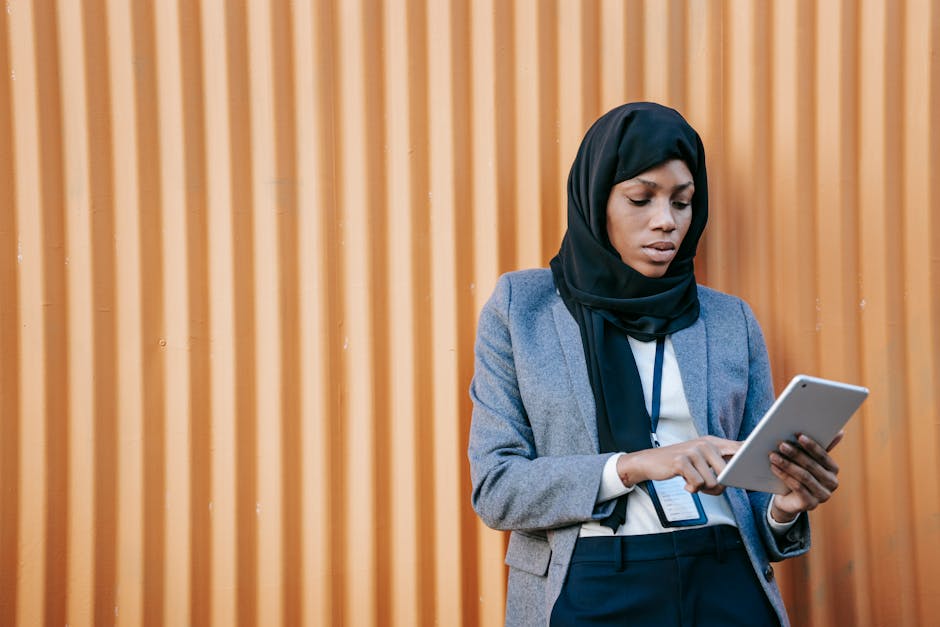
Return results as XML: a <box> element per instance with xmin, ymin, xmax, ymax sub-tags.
<box><xmin>468</xmin><ymin>269</ymin><xmax>810</xmax><ymax>627</ymax></box>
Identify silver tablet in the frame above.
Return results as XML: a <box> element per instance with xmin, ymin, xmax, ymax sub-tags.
<box><xmin>717</xmin><ymin>375</ymin><xmax>869</xmax><ymax>494</ymax></box>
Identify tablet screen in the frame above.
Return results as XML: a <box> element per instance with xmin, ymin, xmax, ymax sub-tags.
<box><xmin>717</xmin><ymin>375</ymin><xmax>869</xmax><ymax>494</ymax></box>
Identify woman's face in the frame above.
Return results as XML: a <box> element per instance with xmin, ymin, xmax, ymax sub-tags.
<box><xmin>605</xmin><ymin>159</ymin><xmax>694</xmax><ymax>278</ymax></box>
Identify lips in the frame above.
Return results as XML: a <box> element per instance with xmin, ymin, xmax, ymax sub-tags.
<box><xmin>643</xmin><ymin>241</ymin><xmax>677</xmax><ymax>263</ymax></box>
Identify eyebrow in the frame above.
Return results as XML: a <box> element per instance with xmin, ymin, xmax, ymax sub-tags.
<box><xmin>632</xmin><ymin>178</ymin><xmax>694</xmax><ymax>192</ymax></box>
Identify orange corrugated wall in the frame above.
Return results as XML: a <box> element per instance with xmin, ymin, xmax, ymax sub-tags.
<box><xmin>1</xmin><ymin>0</ymin><xmax>938</xmax><ymax>625</ymax></box>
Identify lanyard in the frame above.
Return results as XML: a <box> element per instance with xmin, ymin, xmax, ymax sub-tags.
<box><xmin>644</xmin><ymin>336</ymin><xmax>708</xmax><ymax>528</ymax></box>
<box><xmin>649</xmin><ymin>337</ymin><xmax>666</xmax><ymax>447</ymax></box>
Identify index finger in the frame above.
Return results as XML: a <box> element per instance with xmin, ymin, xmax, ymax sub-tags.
<box><xmin>704</xmin><ymin>435</ymin><xmax>742</xmax><ymax>458</ymax></box>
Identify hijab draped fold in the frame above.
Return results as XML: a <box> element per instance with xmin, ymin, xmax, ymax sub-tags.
<box><xmin>548</xmin><ymin>102</ymin><xmax>709</xmax><ymax>529</ymax></box>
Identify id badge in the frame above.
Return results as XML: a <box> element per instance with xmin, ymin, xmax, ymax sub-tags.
<box><xmin>646</xmin><ymin>476</ymin><xmax>708</xmax><ymax>527</ymax></box>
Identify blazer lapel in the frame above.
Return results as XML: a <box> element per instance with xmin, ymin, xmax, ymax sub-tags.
<box><xmin>551</xmin><ymin>300</ymin><xmax>600</xmax><ymax>451</ymax></box>
<box><xmin>671</xmin><ymin>317</ymin><xmax>710</xmax><ymax>438</ymax></box>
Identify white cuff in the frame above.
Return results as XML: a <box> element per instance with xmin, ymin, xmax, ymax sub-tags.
<box><xmin>766</xmin><ymin>495</ymin><xmax>799</xmax><ymax>534</ymax></box>
<box><xmin>597</xmin><ymin>453</ymin><xmax>636</xmax><ymax>503</ymax></box>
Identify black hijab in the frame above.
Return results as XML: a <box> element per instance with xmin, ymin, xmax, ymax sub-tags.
<box><xmin>549</xmin><ymin>102</ymin><xmax>708</xmax><ymax>529</ymax></box>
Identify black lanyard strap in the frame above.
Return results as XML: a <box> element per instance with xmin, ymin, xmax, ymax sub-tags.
<box><xmin>650</xmin><ymin>337</ymin><xmax>666</xmax><ymax>446</ymax></box>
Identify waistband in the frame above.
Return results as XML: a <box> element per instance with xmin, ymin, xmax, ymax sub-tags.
<box><xmin>571</xmin><ymin>525</ymin><xmax>744</xmax><ymax>564</ymax></box>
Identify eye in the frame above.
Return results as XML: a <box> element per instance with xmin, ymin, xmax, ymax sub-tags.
<box><xmin>628</xmin><ymin>198</ymin><xmax>650</xmax><ymax>207</ymax></box>
<box><xmin>672</xmin><ymin>201</ymin><xmax>691</xmax><ymax>209</ymax></box>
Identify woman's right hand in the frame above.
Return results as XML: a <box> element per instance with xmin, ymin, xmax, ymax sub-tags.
<box><xmin>615</xmin><ymin>436</ymin><xmax>742</xmax><ymax>496</ymax></box>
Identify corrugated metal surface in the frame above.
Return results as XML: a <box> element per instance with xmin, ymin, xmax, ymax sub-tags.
<box><xmin>1</xmin><ymin>1</ymin><xmax>938</xmax><ymax>625</ymax></box>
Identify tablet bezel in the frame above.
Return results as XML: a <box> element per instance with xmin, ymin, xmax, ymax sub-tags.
<box><xmin>717</xmin><ymin>374</ymin><xmax>869</xmax><ymax>494</ymax></box>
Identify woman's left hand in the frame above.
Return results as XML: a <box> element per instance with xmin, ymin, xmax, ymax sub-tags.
<box><xmin>768</xmin><ymin>431</ymin><xmax>844</xmax><ymax>523</ymax></box>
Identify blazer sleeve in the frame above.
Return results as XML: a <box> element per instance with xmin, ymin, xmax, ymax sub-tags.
<box><xmin>468</xmin><ymin>275</ymin><xmax>616</xmax><ymax>532</ymax></box>
<box><xmin>739</xmin><ymin>299</ymin><xmax>812</xmax><ymax>561</ymax></box>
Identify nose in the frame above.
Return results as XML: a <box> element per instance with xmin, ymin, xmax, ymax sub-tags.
<box><xmin>650</xmin><ymin>199</ymin><xmax>677</xmax><ymax>231</ymax></box>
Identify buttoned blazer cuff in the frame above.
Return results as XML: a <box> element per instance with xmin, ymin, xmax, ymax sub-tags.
<box><xmin>751</xmin><ymin>491</ymin><xmax>811</xmax><ymax>560</ymax></box>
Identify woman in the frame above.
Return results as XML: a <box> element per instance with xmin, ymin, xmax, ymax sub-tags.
<box><xmin>468</xmin><ymin>102</ymin><xmax>841</xmax><ymax>626</ymax></box>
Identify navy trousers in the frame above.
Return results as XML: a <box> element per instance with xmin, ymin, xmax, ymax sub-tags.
<box><xmin>549</xmin><ymin>525</ymin><xmax>779</xmax><ymax>627</ymax></box>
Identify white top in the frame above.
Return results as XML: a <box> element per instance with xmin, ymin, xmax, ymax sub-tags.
<box><xmin>580</xmin><ymin>336</ymin><xmax>793</xmax><ymax>537</ymax></box>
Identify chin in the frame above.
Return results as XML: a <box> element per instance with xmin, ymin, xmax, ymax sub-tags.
<box><xmin>620</xmin><ymin>254</ymin><xmax>672</xmax><ymax>278</ymax></box>
<box><xmin>637</xmin><ymin>265</ymin><xmax>670</xmax><ymax>279</ymax></box>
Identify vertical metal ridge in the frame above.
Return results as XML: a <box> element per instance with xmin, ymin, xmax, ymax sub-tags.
<box><xmin>556</xmin><ymin>0</ymin><xmax>588</xmax><ymax>253</ymax></box>
<box><xmin>884</xmin><ymin>1</ymin><xmax>919</xmax><ymax>625</ymax></box>
<box><xmin>0</xmin><ymin>3</ymin><xmax>20</xmax><ymax>625</ymax></box>
<box><xmin>838</xmin><ymin>0</ymin><xmax>862</xmax><ymax>407</ymax></box>
<box><xmin>764</xmin><ymin>0</ymin><xmax>789</xmax><ymax>517</ymax></box>
<box><xmin>685</xmin><ymin>0</ymin><xmax>723</xmax><ymax>286</ymax></box>
<box><xmin>9</xmin><ymin>1</ymin><xmax>47</xmax><ymax>623</ymax></box>
<box><xmin>335</xmin><ymin>0</ymin><xmax>378</xmax><ymax>623</ymax></box>
<box><xmin>854</xmin><ymin>5</ymin><xmax>888</xmax><ymax>625</ymax></box>
<box><xmin>887</xmin><ymin>2</ymin><xmax>917</xmax><ymax>623</ymax></box>
<box><xmin>246</xmin><ymin>0</ymin><xmax>284</xmax><ymax>623</ymax></box>
<box><xmin>427</xmin><ymin>1</ymin><xmax>463</xmax><ymax>623</ymax></box>
<box><xmin>200</xmin><ymin>0</ymin><xmax>237</xmax><ymax>624</ymax></box>
<box><xmin>814</xmin><ymin>1</ymin><xmax>867</xmax><ymax>619</ymax></box>
<box><xmin>901</xmin><ymin>3</ymin><xmax>940</xmax><ymax>626</ymax></box>
<box><xmin>381</xmin><ymin>1</ymin><xmax>419</xmax><ymax>623</ymax></box>
<box><xmin>198</xmin><ymin>2</ymin><xmax>236</xmax><ymax>627</ymax></box>
<box><xmin>468</xmin><ymin>3</ymin><xmax>507</xmax><ymax>624</ymax></box>
<box><xmin>292</xmin><ymin>0</ymin><xmax>333</xmax><ymax>622</ymax></box>
<box><xmin>718</xmin><ymin>0</ymin><xmax>743</xmax><ymax>295</ymax></box>
<box><xmin>79</xmin><ymin>2</ymin><xmax>119</xmax><ymax>624</ymax></box>
<box><xmin>449</xmin><ymin>2</ymin><xmax>479</xmax><ymax>625</ymax></box>
<box><xmin>858</xmin><ymin>1</ymin><xmax>915</xmax><ymax>624</ymax></box>
<box><xmin>176</xmin><ymin>0</ymin><xmax>212</xmax><ymax>624</ymax></box>
<box><xmin>268</xmin><ymin>1</ymin><xmax>303</xmax><ymax>625</ymax></box>
<box><xmin>797</xmin><ymin>0</ymin><xmax>820</xmax><ymax>380</ymax></box>
<box><xmin>223</xmin><ymin>1</ymin><xmax>259</xmax><ymax>624</ymax></box>
<box><xmin>703</xmin><ymin>0</ymin><xmax>730</xmax><ymax>289</ymax></box>
<box><xmin>58</xmin><ymin>0</ymin><xmax>95</xmax><ymax>623</ymax></box>
<box><xmin>642</xmin><ymin>0</ymin><xmax>668</xmax><ymax>103</ymax></box>
<box><xmin>154</xmin><ymin>0</ymin><xmax>193</xmax><ymax>624</ymax></box>
<box><xmin>767</xmin><ymin>0</ymin><xmax>797</xmax><ymax>391</ymax></box>
<box><xmin>642</xmin><ymin>0</ymin><xmax>686</xmax><ymax>108</ymax></box>
<box><xmin>765</xmin><ymin>2</ymin><xmax>817</xmax><ymax>617</ymax></box>
<box><xmin>624</xmin><ymin>0</ymin><xmax>645</xmax><ymax>103</ymax></box>
<box><xmin>926</xmin><ymin>5</ymin><xmax>940</xmax><ymax>624</ymax></box>
<box><xmin>578</xmin><ymin>0</ymin><xmax>600</xmax><ymax>149</ymax></box>
<box><xmin>360</xmin><ymin>0</ymin><xmax>393</xmax><ymax>621</ymax></box>
<box><xmin>536</xmin><ymin>0</ymin><xmax>559</xmax><ymax>262</ymax></box>
<box><xmin>109</xmin><ymin>0</ymin><xmax>146</xmax><ymax>622</ymax></box>
<box><xmin>32</xmin><ymin>2</ymin><xmax>69</xmax><ymax>624</ymax></box>
<box><xmin>792</xmin><ymin>0</ymin><xmax>821</xmax><ymax>373</ymax></box>
<box><xmin>400</xmin><ymin>0</ymin><xmax>435</xmax><ymax>623</ymax></box>
<box><xmin>789</xmin><ymin>2</ymin><xmax>826</xmax><ymax>620</ymax></box>
<box><xmin>313</xmin><ymin>0</ymin><xmax>348</xmax><ymax>624</ymax></box>
<box><xmin>469</xmin><ymin>0</ymin><xmax>500</xmax><ymax>297</ymax></box>
<box><xmin>128</xmin><ymin>0</ymin><xmax>170</xmax><ymax>624</ymax></box>
<box><xmin>749</xmin><ymin>0</ymin><xmax>772</xmax><ymax>325</ymax></box>
<box><xmin>511</xmin><ymin>0</ymin><xmax>543</xmax><ymax>269</ymax></box>
<box><xmin>493</xmin><ymin>0</ymin><xmax>516</xmax><ymax>273</ymax></box>
<box><xmin>598</xmin><ymin>0</ymin><xmax>626</xmax><ymax>109</ymax></box>
<box><xmin>670</xmin><ymin>0</ymin><xmax>688</xmax><ymax>110</ymax></box>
